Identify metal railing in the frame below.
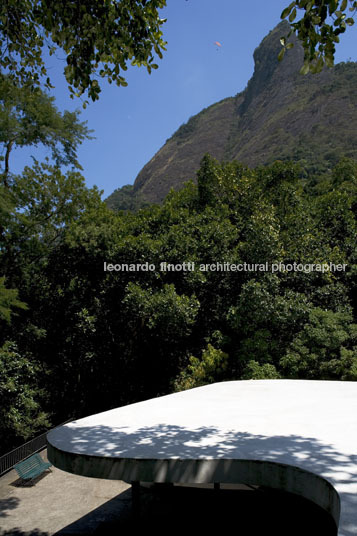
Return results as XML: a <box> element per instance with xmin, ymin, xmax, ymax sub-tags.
<box><xmin>0</xmin><ymin>419</ymin><xmax>73</xmax><ymax>477</ymax></box>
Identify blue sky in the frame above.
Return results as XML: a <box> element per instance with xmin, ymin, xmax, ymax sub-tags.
<box><xmin>10</xmin><ymin>0</ymin><xmax>357</xmax><ymax>198</ymax></box>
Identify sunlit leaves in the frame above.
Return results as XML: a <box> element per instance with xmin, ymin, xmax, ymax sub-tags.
<box><xmin>0</xmin><ymin>277</ymin><xmax>27</xmax><ymax>323</ymax></box>
<box><xmin>0</xmin><ymin>77</ymin><xmax>93</xmax><ymax>178</ymax></box>
<box><xmin>174</xmin><ymin>344</ymin><xmax>229</xmax><ymax>391</ymax></box>
<box><xmin>280</xmin><ymin>0</ymin><xmax>357</xmax><ymax>73</ymax></box>
<box><xmin>280</xmin><ymin>308</ymin><xmax>357</xmax><ymax>379</ymax></box>
<box><xmin>0</xmin><ymin>341</ymin><xmax>50</xmax><ymax>451</ymax></box>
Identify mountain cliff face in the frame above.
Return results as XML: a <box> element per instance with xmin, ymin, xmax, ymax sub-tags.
<box><xmin>106</xmin><ymin>21</ymin><xmax>357</xmax><ymax>208</ymax></box>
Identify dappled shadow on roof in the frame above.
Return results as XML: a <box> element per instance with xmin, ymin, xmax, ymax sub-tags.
<box><xmin>53</xmin><ymin>421</ymin><xmax>354</xmax><ymax>460</ymax></box>
<box><xmin>52</xmin><ymin>421</ymin><xmax>357</xmax><ymax>480</ymax></box>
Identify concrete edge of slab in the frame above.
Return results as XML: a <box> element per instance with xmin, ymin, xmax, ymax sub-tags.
<box><xmin>47</xmin><ymin>440</ymin><xmax>340</xmax><ymax>530</ymax></box>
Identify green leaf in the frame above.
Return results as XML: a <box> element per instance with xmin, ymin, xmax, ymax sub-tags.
<box><xmin>289</xmin><ymin>7</ymin><xmax>297</xmax><ymax>22</ymax></box>
<box><xmin>329</xmin><ymin>0</ymin><xmax>339</xmax><ymax>15</ymax></box>
<box><xmin>300</xmin><ymin>62</ymin><xmax>310</xmax><ymax>75</ymax></box>
<box><xmin>325</xmin><ymin>55</ymin><xmax>335</xmax><ymax>67</ymax></box>
<box><xmin>316</xmin><ymin>56</ymin><xmax>324</xmax><ymax>71</ymax></box>
<box><xmin>278</xmin><ymin>48</ymin><xmax>286</xmax><ymax>62</ymax></box>
<box><xmin>281</xmin><ymin>2</ymin><xmax>296</xmax><ymax>19</ymax></box>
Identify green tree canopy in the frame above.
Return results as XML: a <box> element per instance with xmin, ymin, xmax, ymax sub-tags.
<box><xmin>0</xmin><ymin>277</ymin><xmax>27</xmax><ymax>323</ymax></box>
<box><xmin>0</xmin><ymin>341</ymin><xmax>50</xmax><ymax>452</ymax></box>
<box><xmin>280</xmin><ymin>0</ymin><xmax>357</xmax><ymax>73</ymax></box>
<box><xmin>0</xmin><ymin>161</ymin><xmax>103</xmax><ymax>283</ymax></box>
<box><xmin>280</xmin><ymin>308</ymin><xmax>357</xmax><ymax>379</ymax></box>
<box><xmin>0</xmin><ymin>77</ymin><xmax>92</xmax><ymax>185</ymax></box>
<box><xmin>0</xmin><ymin>0</ymin><xmax>167</xmax><ymax>102</ymax></box>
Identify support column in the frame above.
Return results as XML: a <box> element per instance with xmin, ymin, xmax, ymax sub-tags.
<box><xmin>131</xmin><ymin>480</ymin><xmax>141</xmax><ymax>517</ymax></box>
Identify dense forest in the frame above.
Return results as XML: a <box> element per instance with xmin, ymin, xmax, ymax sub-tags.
<box><xmin>1</xmin><ymin>0</ymin><xmax>357</xmax><ymax>457</ymax></box>
<box><xmin>1</xmin><ymin>98</ymin><xmax>356</xmax><ymax>452</ymax></box>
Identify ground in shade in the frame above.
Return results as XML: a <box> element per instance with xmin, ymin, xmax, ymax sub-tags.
<box><xmin>0</xmin><ymin>475</ymin><xmax>336</xmax><ymax>535</ymax></box>
<box><xmin>97</xmin><ymin>484</ymin><xmax>337</xmax><ymax>536</ymax></box>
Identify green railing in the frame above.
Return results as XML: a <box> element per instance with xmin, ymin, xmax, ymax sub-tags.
<box><xmin>0</xmin><ymin>419</ymin><xmax>73</xmax><ymax>476</ymax></box>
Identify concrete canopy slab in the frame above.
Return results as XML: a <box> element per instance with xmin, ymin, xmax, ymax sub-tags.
<box><xmin>47</xmin><ymin>380</ymin><xmax>357</xmax><ymax>535</ymax></box>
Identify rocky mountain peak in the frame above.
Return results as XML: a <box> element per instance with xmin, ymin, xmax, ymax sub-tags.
<box><xmin>239</xmin><ymin>21</ymin><xmax>304</xmax><ymax>114</ymax></box>
<box><xmin>106</xmin><ymin>22</ymin><xmax>357</xmax><ymax>209</ymax></box>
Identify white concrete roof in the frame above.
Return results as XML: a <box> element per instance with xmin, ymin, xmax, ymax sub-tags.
<box><xmin>47</xmin><ymin>380</ymin><xmax>357</xmax><ymax>535</ymax></box>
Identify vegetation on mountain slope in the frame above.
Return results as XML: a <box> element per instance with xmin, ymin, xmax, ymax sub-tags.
<box><xmin>108</xmin><ymin>22</ymin><xmax>357</xmax><ymax>208</ymax></box>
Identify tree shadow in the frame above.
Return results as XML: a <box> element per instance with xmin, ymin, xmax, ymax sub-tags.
<box><xmin>0</xmin><ymin>530</ymin><xmax>49</xmax><ymax>536</ymax></box>
<box><xmin>0</xmin><ymin>496</ymin><xmax>20</xmax><ymax>517</ymax></box>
